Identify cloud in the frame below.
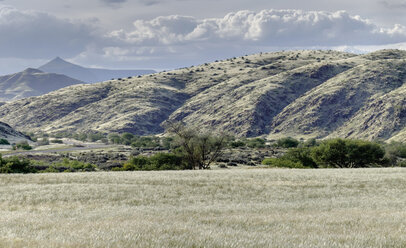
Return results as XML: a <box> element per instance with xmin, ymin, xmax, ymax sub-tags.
<box><xmin>79</xmin><ymin>9</ymin><xmax>405</xmax><ymax>69</ymax></box>
<box><xmin>0</xmin><ymin>5</ymin><xmax>100</xmax><ymax>59</ymax></box>
<box><xmin>380</xmin><ymin>0</ymin><xmax>406</xmax><ymax>9</ymax></box>
<box><xmin>1</xmin><ymin>7</ymin><xmax>406</xmax><ymax>73</ymax></box>
<box><xmin>100</xmin><ymin>0</ymin><xmax>127</xmax><ymax>3</ymax></box>
<box><xmin>109</xmin><ymin>9</ymin><xmax>406</xmax><ymax>47</ymax></box>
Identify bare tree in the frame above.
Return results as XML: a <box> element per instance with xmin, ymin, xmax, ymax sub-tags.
<box><xmin>164</xmin><ymin>121</ymin><xmax>228</xmax><ymax>169</ymax></box>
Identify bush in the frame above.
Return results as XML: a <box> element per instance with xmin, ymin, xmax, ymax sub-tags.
<box><xmin>230</xmin><ymin>140</ymin><xmax>246</xmax><ymax>148</ymax></box>
<box><xmin>13</xmin><ymin>141</ymin><xmax>32</xmax><ymax>150</ymax></box>
<box><xmin>285</xmin><ymin>147</ymin><xmax>318</xmax><ymax>168</ymax></box>
<box><xmin>50</xmin><ymin>139</ymin><xmax>63</xmax><ymax>144</ymax></box>
<box><xmin>53</xmin><ymin>158</ymin><xmax>96</xmax><ymax>172</ymax></box>
<box><xmin>311</xmin><ymin>138</ymin><xmax>385</xmax><ymax>168</ymax></box>
<box><xmin>246</xmin><ymin>138</ymin><xmax>266</xmax><ymax>148</ymax></box>
<box><xmin>262</xmin><ymin>158</ymin><xmax>305</xmax><ymax>168</ymax></box>
<box><xmin>0</xmin><ymin>138</ymin><xmax>10</xmax><ymax>145</ymax></box>
<box><xmin>0</xmin><ymin>156</ymin><xmax>35</xmax><ymax>173</ymax></box>
<box><xmin>397</xmin><ymin>160</ymin><xmax>406</xmax><ymax>167</ymax></box>
<box><xmin>385</xmin><ymin>142</ymin><xmax>406</xmax><ymax>160</ymax></box>
<box><xmin>122</xmin><ymin>153</ymin><xmax>187</xmax><ymax>171</ymax></box>
<box><xmin>37</xmin><ymin>137</ymin><xmax>49</xmax><ymax>146</ymax></box>
<box><xmin>276</xmin><ymin>137</ymin><xmax>299</xmax><ymax>148</ymax></box>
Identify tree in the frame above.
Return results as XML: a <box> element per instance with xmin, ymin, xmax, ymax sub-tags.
<box><xmin>311</xmin><ymin>138</ymin><xmax>385</xmax><ymax>168</ymax></box>
<box><xmin>164</xmin><ymin>121</ymin><xmax>228</xmax><ymax>169</ymax></box>
<box><xmin>276</xmin><ymin>137</ymin><xmax>299</xmax><ymax>148</ymax></box>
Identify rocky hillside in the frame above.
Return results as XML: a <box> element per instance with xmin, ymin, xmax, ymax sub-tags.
<box><xmin>0</xmin><ymin>122</ymin><xmax>30</xmax><ymax>143</ymax></box>
<box><xmin>0</xmin><ymin>49</ymin><xmax>405</xmax><ymax>142</ymax></box>
<box><xmin>39</xmin><ymin>57</ymin><xmax>156</xmax><ymax>83</ymax></box>
<box><xmin>0</xmin><ymin>68</ymin><xmax>83</xmax><ymax>101</ymax></box>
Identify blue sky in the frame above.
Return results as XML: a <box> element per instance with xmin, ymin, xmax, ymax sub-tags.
<box><xmin>0</xmin><ymin>0</ymin><xmax>405</xmax><ymax>74</ymax></box>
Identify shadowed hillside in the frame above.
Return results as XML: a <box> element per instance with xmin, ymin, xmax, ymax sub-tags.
<box><xmin>0</xmin><ymin>49</ymin><xmax>406</xmax><ymax>142</ymax></box>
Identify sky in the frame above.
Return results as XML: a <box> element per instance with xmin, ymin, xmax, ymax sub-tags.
<box><xmin>0</xmin><ymin>0</ymin><xmax>406</xmax><ymax>74</ymax></box>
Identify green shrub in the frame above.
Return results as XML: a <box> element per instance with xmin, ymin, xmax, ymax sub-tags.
<box><xmin>262</xmin><ymin>157</ymin><xmax>305</xmax><ymax>168</ymax></box>
<box><xmin>122</xmin><ymin>153</ymin><xmax>187</xmax><ymax>171</ymax></box>
<box><xmin>13</xmin><ymin>141</ymin><xmax>32</xmax><ymax>150</ymax></box>
<box><xmin>0</xmin><ymin>138</ymin><xmax>10</xmax><ymax>145</ymax></box>
<box><xmin>50</xmin><ymin>139</ymin><xmax>63</xmax><ymax>144</ymax></box>
<box><xmin>385</xmin><ymin>142</ymin><xmax>406</xmax><ymax>159</ymax></box>
<box><xmin>276</xmin><ymin>137</ymin><xmax>299</xmax><ymax>148</ymax></box>
<box><xmin>285</xmin><ymin>147</ymin><xmax>318</xmax><ymax>168</ymax></box>
<box><xmin>246</xmin><ymin>138</ymin><xmax>266</xmax><ymax>148</ymax></box>
<box><xmin>397</xmin><ymin>160</ymin><xmax>406</xmax><ymax>167</ymax></box>
<box><xmin>311</xmin><ymin>138</ymin><xmax>385</xmax><ymax>168</ymax></box>
<box><xmin>0</xmin><ymin>156</ymin><xmax>35</xmax><ymax>173</ymax></box>
<box><xmin>53</xmin><ymin>158</ymin><xmax>96</xmax><ymax>172</ymax></box>
<box><xmin>230</xmin><ymin>140</ymin><xmax>246</xmax><ymax>148</ymax></box>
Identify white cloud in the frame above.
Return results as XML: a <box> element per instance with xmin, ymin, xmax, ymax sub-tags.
<box><xmin>109</xmin><ymin>9</ymin><xmax>406</xmax><ymax>47</ymax></box>
<box><xmin>1</xmin><ymin>6</ymin><xmax>406</xmax><ymax>73</ymax></box>
<box><xmin>78</xmin><ymin>9</ymin><xmax>405</xmax><ymax>69</ymax></box>
<box><xmin>0</xmin><ymin>5</ymin><xmax>100</xmax><ymax>59</ymax></box>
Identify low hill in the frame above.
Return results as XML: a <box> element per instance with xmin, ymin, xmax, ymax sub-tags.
<box><xmin>0</xmin><ymin>68</ymin><xmax>83</xmax><ymax>101</ymax></box>
<box><xmin>0</xmin><ymin>122</ymin><xmax>30</xmax><ymax>143</ymax></box>
<box><xmin>0</xmin><ymin>49</ymin><xmax>405</xmax><ymax>142</ymax></box>
<box><xmin>38</xmin><ymin>57</ymin><xmax>156</xmax><ymax>83</ymax></box>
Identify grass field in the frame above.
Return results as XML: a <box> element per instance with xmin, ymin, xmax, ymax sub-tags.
<box><xmin>1</xmin><ymin>168</ymin><xmax>406</xmax><ymax>247</ymax></box>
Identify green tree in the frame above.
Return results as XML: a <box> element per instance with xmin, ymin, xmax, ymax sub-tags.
<box><xmin>311</xmin><ymin>138</ymin><xmax>385</xmax><ymax>168</ymax></box>
<box><xmin>164</xmin><ymin>122</ymin><xmax>228</xmax><ymax>169</ymax></box>
<box><xmin>276</xmin><ymin>137</ymin><xmax>299</xmax><ymax>148</ymax></box>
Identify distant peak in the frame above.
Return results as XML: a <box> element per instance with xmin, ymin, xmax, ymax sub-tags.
<box><xmin>51</xmin><ymin>56</ymin><xmax>66</xmax><ymax>62</ymax></box>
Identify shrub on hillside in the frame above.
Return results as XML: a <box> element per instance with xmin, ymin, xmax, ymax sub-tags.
<box><xmin>13</xmin><ymin>141</ymin><xmax>32</xmax><ymax>150</ymax></box>
<box><xmin>0</xmin><ymin>138</ymin><xmax>10</xmax><ymax>145</ymax></box>
<box><xmin>246</xmin><ymin>138</ymin><xmax>266</xmax><ymax>148</ymax></box>
<box><xmin>276</xmin><ymin>137</ymin><xmax>299</xmax><ymax>148</ymax></box>
<box><xmin>37</xmin><ymin>137</ymin><xmax>49</xmax><ymax>146</ymax></box>
<box><xmin>50</xmin><ymin>139</ymin><xmax>63</xmax><ymax>144</ymax></box>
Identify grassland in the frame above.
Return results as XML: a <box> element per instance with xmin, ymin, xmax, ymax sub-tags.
<box><xmin>1</xmin><ymin>168</ymin><xmax>406</xmax><ymax>247</ymax></box>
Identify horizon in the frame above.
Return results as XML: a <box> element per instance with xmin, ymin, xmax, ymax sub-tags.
<box><xmin>0</xmin><ymin>1</ymin><xmax>405</xmax><ymax>74</ymax></box>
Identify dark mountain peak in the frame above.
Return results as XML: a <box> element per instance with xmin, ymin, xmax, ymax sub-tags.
<box><xmin>38</xmin><ymin>57</ymin><xmax>156</xmax><ymax>83</ymax></box>
<box><xmin>41</xmin><ymin>57</ymin><xmax>81</xmax><ymax>69</ymax></box>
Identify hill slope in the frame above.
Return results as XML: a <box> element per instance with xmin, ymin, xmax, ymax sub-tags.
<box><xmin>0</xmin><ymin>122</ymin><xmax>30</xmax><ymax>143</ymax></box>
<box><xmin>39</xmin><ymin>57</ymin><xmax>156</xmax><ymax>83</ymax></box>
<box><xmin>0</xmin><ymin>49</ymin><xmax>406</xmax><ymax>142</ymax></box>
<box><xmin>0</xmin><ymin>68</ymin><xmax>83</xmax><ymax>101</ymax></box>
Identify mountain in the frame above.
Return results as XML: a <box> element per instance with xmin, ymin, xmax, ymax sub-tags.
<box><xmin>38</xmin><ymin>57</ymin><xmax>156</xmax><ymax>83</ymax></box>
<box><xmin>0</xmin><ymin>68</ymin><xmax>83</xmax><ymax>101</ymax></box>
<box><xmin>0</xmin><ymin>49</ymin><xmax>406</xmax><ymax>142</ymax></box>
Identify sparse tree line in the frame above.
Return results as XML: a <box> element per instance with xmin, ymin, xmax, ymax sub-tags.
<box><xmin>263</xmin><ymin>138</ymin><xmax>406</xmax><ymax>168</ymax></box>
<box><xmin>1</xmin><ymin>124</ymin><xmax>405</xmax><ymax>173</ymax></box>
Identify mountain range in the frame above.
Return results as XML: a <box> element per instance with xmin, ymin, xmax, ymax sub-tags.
<box><xmin>38</xmin><ymin>57</ymin><xmax>156</xmax><ymax>83</ymax></box>
<box><xmin>0</xmin><ymin>68</ymin><xmax>83</xmax><ymax>102</ymax></box>
<box><xmin>0</xmin><ymin>49</ymin><xmax>405</xmax><ymax>142</ymax></box>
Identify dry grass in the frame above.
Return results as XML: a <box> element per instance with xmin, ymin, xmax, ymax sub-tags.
<box><xmin>1</xmin><ymin>168</ymin><xmax>406</xmax><ymax>247</ymax></box>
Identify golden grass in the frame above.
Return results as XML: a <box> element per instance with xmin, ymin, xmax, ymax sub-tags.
<box><xmin>1</xmin><ymin>168</ymin><xmax>406</xmax><ymax>247</ymax></box>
